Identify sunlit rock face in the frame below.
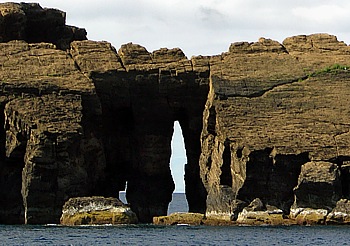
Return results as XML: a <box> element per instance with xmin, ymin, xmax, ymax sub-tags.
<box><xmin>200</xmin><ymin>34</ymin><xmax>350</xmax><ymax>221</ymax></box>
<box><xmin>1</xmin><ymin>2</ymin><xmax>350</xmax><ymax>225</ymax></box>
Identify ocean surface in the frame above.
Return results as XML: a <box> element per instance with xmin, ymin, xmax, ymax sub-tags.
<box><xmin>1</xmin><ymin>193</ymin><xmax>350</xmax><ymax>246</ymax></box>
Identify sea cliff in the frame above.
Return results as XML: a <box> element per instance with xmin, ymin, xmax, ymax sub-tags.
<box><xmin>0</xmin><ymin>2</ymin><xmax>349</xmax><ymax>225</ymax></box>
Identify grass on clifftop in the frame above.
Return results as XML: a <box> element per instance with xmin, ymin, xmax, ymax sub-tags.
<box><xmin>298</xmin><ymin>64</ymin><xmax>349</xmax><ymax>82</ymax></box>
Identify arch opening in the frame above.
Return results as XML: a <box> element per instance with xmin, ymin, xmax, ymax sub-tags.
<box><xmin>168</xmin><ymin>121</ymin><xmax>189</xmax><ymax>214</ymax></box>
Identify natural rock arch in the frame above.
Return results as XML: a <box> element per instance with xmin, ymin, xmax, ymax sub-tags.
<box><xmin>1</xmin><ymin>3</ymin><xmax>350</xmax><ymax>225</ymax></box>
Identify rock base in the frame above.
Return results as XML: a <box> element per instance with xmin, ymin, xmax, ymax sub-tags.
<box><xmin>153</xmin><ymin>213</ymin><xmax>205</xmax><ymax>225</ymax></box>
<box><xmin>153</xmin><ymin>212</ymin><xmax>238</xmax><ymax>226</ymax></box>
<box><xmin>290</xmin><ymin>208</ymin><xmax>328</xmax><ymax>225</ymax></box>
<box><xmin>326</xmin><ymin>199</ymin><xmax>350</xmax><ymax>225</ymax></box>
<box><xmin>155</xmin><ymin>199</ymin><xmax>350</xmax><ymax>226</ymax></box>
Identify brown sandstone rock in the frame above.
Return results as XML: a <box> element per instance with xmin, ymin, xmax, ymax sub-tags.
<box><xmin>290</xmin><ymin>208</ymin><xmax>328</xmax><ymax>225</ymax></box>
<box><xmin>326</xmin><ymin>199</ymin><xmax>350</xmax><ymax>225</ymax></box>
<box><xmin>229</xmin><ymin>37</ymin><xmax>287</xmax><ymax>54</ymax></box>
<box><xmin>200</xmin><ymin>34</ymin><xmax>350</xmax><ymax>221</ymax></box>
<box><xmin>153</xmin><ymin>212</ymin><xmax>205</xmax><ymax>225</ymax></box>
<box><xmin>0</xmin><ymin>37</ymin><xmax>104</xmax><ymax>224</ymax></box>
<box><xmin>236</xmin><ymin>198</ymin><xmax>286</xmax><ymax>225</ymax></box>
<box><xmin>293</xmin><ymin>161</ymin><xmax>342</xmax><ymax>209</ymax></box>
<box><xmin>60</xmin><ymin>197</ymin><xmax>138</xmax><ymax>225</ymax></box>
<box><xmin>0</xmin><ymin>3</ymin><xmax>350</xmax><ymax>226</ymax></box>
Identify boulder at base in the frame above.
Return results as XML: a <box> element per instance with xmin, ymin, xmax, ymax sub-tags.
<box><xmin>60</xmin><ymin>197</ymin><xmax>138</xmax><ymax>225</ymax></box>
<box><xmin>326</xmin><ymin>199</ymin><xmax>350</xmax><ymax>225</ymax></box>
<box><xmin>236</xmin><ymin>198</ymin><xmax>288</xmax><ymax>225</ymax></box>
<box><xmin>153</xmin><ymin>212</ymin><xmax>205</xmax><ymax>225</ymax></box>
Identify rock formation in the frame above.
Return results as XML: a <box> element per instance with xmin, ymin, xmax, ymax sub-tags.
<box><xmin>60</xmin><ymin>197</ymin><xmax>138</xmax><ymax>225</ymax></box>
<box><xmin>200</xmin><ymin>34</ymin><xmax>350</xmax><ymax>224</ymax></box>
<box><xmin>0</xmin><ymin>2</ymin><xmax>86</xmax><ymax>49</ymax></box>
<box><xmin>0</xmin><ymin>3</ymin><xmax>350</xmax><ymax>225</ymax></box>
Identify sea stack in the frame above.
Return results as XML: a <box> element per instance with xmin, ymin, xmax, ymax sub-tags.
<box><xmin>0</xmin><ymin>2</ymin><xmax>350</xmax><ymax>225</ymax></box>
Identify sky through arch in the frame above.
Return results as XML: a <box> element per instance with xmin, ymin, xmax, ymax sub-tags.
<box><xmin>170</xmin><ymin>121</ymin><xmax>186</xmax><ymax>193</ymax></box>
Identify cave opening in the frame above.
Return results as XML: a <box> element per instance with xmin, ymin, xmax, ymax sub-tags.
<box><xmin>168</xmin><ymin>121</ymin><xmax>189</xmax><ymax>214</ymax></box>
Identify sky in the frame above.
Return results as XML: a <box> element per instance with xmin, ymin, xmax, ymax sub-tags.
<box><xmin>8</xmin><ymin>0</ymin><xmax>350</xmax><ymax>57</ymax></box>
<box><xmin>5</xmin><ymin>0</ymin><xmax>350</xmax><ymax>192</ymax></box>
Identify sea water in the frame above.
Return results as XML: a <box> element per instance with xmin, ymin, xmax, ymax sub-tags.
<box><xmin>1</xmin><ymin>193</ymin><xmax>350</xmax><ymax>246</ymax></box>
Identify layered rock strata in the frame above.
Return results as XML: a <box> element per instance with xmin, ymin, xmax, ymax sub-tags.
<box><xmin>0</xmin><ymin>2</ymin><xmax>350</xmax><ymax>225</ymax></box>
<box><xmin>200</xmin><ymin>34</ymin><xmax>350</xmax><ymax>224</ymax></box>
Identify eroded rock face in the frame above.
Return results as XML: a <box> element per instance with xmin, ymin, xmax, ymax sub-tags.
<box><xmin>1</xmin><ymin>3</ymin><xmax>350</xmax><ymax>225</ymax></box>
<box><xmin>0</xmin><ymin>40</ymin><xmax>105</xmax><ymax>224</ymax></box>
<box><xmin>69</xmin><ymin>41</ymin><xmax>210</xmax><ymax>222</ymax></box>
<box><xmin>200</xmin><ymin>34</ymin><xmax>350</xmax><ymax>221</ymax></box>
<box><xmin>293</xmin><ymin>161</ymin><xmax>342</xmax><ymax>209</ymax></box>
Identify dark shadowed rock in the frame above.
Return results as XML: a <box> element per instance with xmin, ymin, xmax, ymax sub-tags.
<box><xmin>0</xmin><ymin>2</ymin><xmax>86</xmax><ymax>49</ymax></box>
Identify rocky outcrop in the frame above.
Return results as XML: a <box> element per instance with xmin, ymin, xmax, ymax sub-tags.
<box><xmin>326</xmin><ymin>199</ymin><xmax>350</xmax><ymax>224</ymax></box>
<box><xmin>0</xmin><ymin>3</ymin><xmax>86</xmax><ymax>49</ymax></box>
<box><xmin>0</xmin><ymin>39</ymin><xmax>104</xmax><ymax>224</ymax></box>
<box><xmin>153</xmin><ymin>212</ymin><xmax>205</xmax><ymax>226</ymax></box>
<box><xmin>1</xmin><ymin>3</ymin><xmax>350</xmax><ymax>225</ymax></box>
<box><xmin>60</xmin><ymin>197</ymin><xmax>138</xmax><ymax>225</ymax></box>
<box><xmin>293</xmin><ymin>161</ymin><xmax>342</xmax><ymax>209</ymax></box>
<box><xmin>236</xmin><ymin>198</ymin><xmax>287</xmax><ymax>225</ymax></box>
<box><xmin>69</xmin><ymin>40</ymin><xmax>210</xmax><ymax>222</ymax></box>
<box><xmin>200</xmin><ymin>34</ymin><xmax>350</xmax><ymax>223</ymax></box>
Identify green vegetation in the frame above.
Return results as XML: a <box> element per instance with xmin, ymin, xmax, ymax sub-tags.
<box><xmin>310</xmin><ymin>63</ymin><xmax>348</xmax><ymax>77</ymax></box>
<box><xmin>47</xmin><ymin>73</ymin><xmax>62</xmax><ymax>77</ymax></box>
<box><xmin>297</xmin><ymin>64</ymin><xmax>349</xmax><ymax>83</ymax></box>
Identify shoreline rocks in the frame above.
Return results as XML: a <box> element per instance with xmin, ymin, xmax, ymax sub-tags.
<box><xmin>60</xmin><ymin>197</ymin><xmax>138</xmax><ymax>226</ymax></box>
<box><xmin>154</xmin><ymin>198</ymin><xmax>350</xmax><ymax>226</ymax></box>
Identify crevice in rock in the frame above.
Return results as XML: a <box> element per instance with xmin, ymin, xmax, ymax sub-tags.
<box><xmin>0</xmin><ymin>102</ymin><xmax>6</xmax><ymax>157</ymax></box>
<box><xmin>207</xmin><ymin>106</ymin><xmax>217</xmax><ymax>135</ymax></box>
<box><xmin>220</xmin><ymin>140</ymin><xmax>232</xmax><ymax>187</ymax></box>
